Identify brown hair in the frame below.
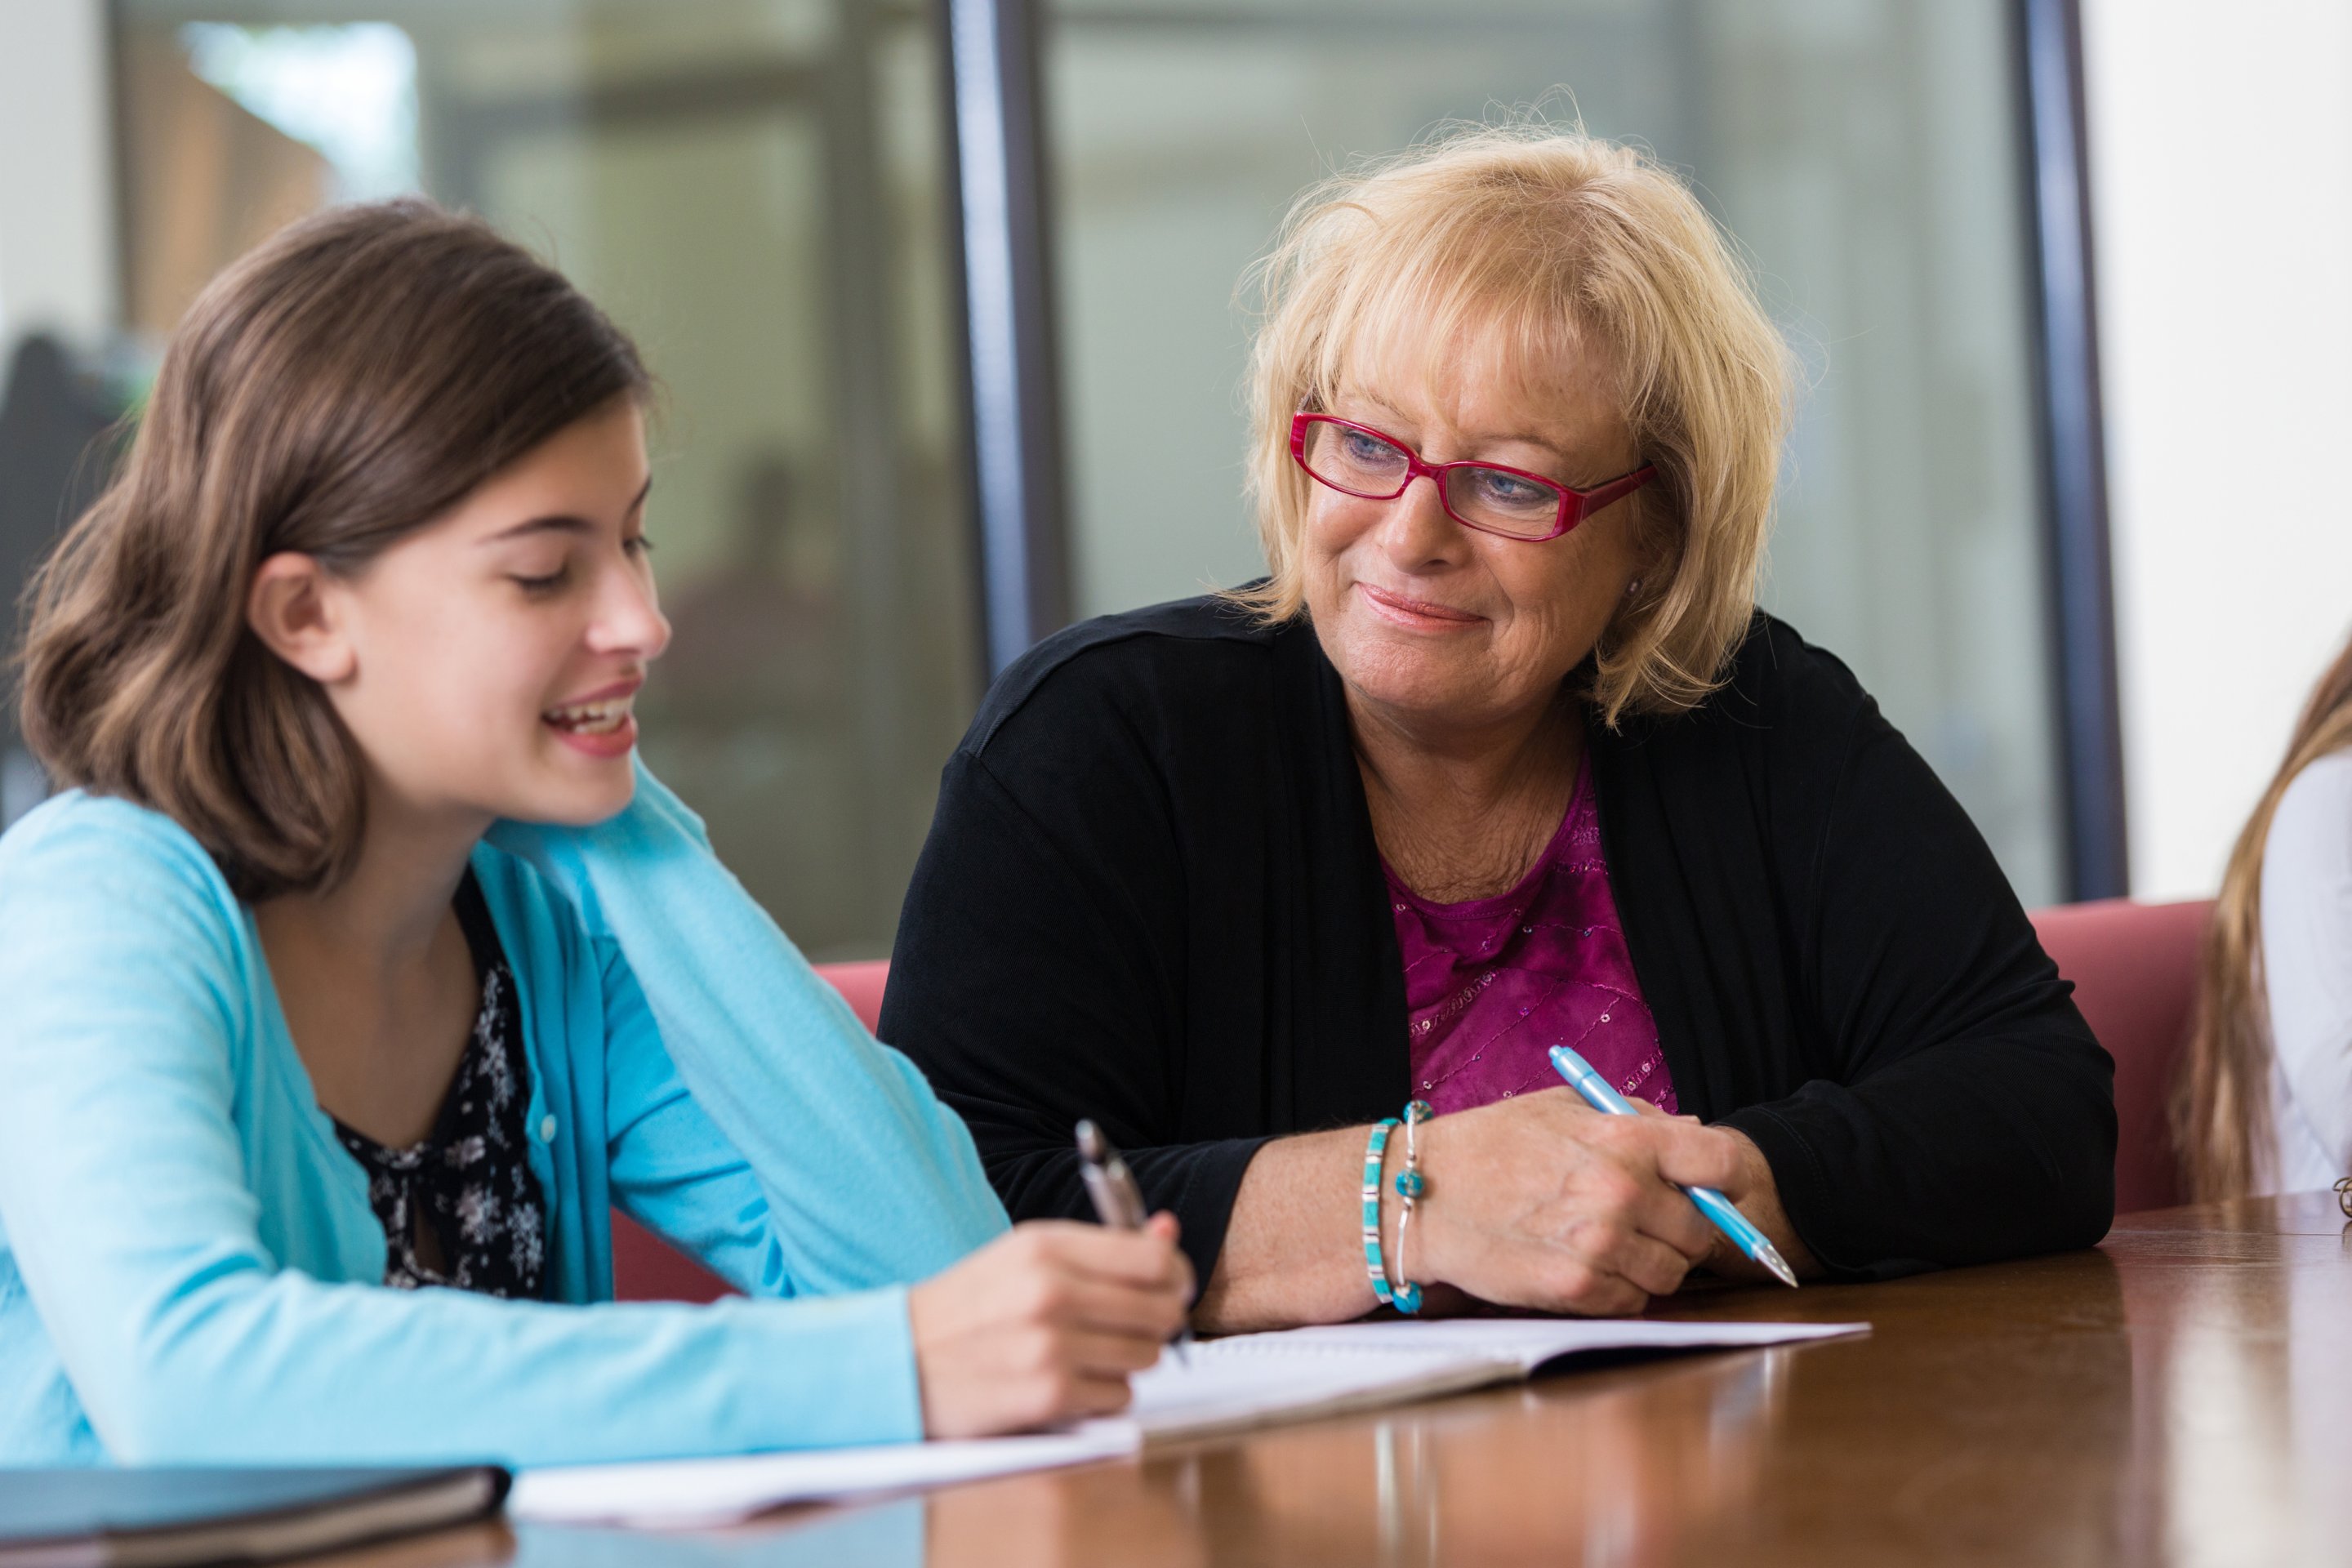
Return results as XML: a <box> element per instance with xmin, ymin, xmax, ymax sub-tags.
<box><xmin>1233</xmin><ymin>121</ymin><xmax>1793</xmax><ymax>724</ymax></box>
<box><xmin>12</xmin><ymin>198</ymin><xmax>648</xmax><ymax>900</ymax></box>
<box><xmin>2175</xmin><ymin>630</ymin><xmax>2352</xmax><ymax>1199</ymax></box>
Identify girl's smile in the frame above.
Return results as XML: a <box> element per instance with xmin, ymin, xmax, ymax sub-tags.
<box><xmin>542</xmin><ymin>675</ymin><xmax>643</xmax><ymax>757</ymax></box>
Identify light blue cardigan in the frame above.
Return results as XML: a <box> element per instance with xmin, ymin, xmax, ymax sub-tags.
<box><xmin>0</xmin><ymin>765</ymin><xmax>1009</xmax><ymax>1466</ymax></box>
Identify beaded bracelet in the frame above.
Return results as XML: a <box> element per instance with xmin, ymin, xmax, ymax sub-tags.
<box><xmin>1361</xmin><ymin>1114</ymin><xmax>1428</xmax><ymax>1315</ymax></box>
<box><xmin>1361</xmin><ymin>1118</ymin><xmax>1404</xmax><ymax>1309</ymax></box>
<box><xmin>1392</xmin><ymin>1099</ymin><xmax>1432</xmax><ymax>1314</ymax></box>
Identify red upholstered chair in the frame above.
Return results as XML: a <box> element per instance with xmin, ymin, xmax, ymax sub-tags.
<box><xmin>2028</xmin><ymin>898</ymin><xmax>2213</xmax><ymax>1214</ymax></box>
<box><xmin>608</xmin><ymin>960</ymin><xmax>893</xmax><ymax>1303</ymax></box>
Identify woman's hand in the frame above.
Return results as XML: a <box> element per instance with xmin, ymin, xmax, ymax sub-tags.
<box><xmin>908</xmin><ymin>1216</ymin><xmax>1194</xmax><ymax>1439</ymax></box>
<box><xmin>1410</xmin><ymin>1088</ymin><xmax>1748</xmax><ymax>1316</ymax></box>
<box><xmin>1701</xmin><ymin>1123</ymin><xmax>1820</xmax><ymax>1284</ymax></box>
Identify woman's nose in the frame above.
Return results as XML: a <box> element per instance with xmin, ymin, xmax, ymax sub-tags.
<box><xmin>1375</xmin><ymin>472</ymin><xmax>1468</xmax><ymax>567</ymax></box>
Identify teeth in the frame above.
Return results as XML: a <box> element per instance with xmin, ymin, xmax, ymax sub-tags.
<box><xmin>544</xmin><ymin>697</ymin><xmax>632</xmax><ymax>733</ymax></box>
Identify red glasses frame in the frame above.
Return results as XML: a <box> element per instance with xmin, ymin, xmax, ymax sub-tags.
<box><xmin>1288</xmin><ymin>413</ymin><xmax>1657</xmax><ymax>542</ymax></box>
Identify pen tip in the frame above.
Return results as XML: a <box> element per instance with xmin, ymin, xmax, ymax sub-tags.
<box><xmin>1758</xmin><ymin>1243</ymin><xmax>1799</xmax><ymax>1289</ymax></box>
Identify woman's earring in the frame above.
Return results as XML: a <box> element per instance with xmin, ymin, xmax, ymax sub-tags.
<box><xmin>1625</xmin><ymin>577</ymin><xmax>1642</xmax><ymax>598</ymax></box>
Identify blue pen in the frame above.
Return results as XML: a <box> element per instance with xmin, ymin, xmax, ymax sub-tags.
<box><xmin>1548</xmin><ymin>1045</ymin><xmax>1798</xmax><ymax>1288</ymax></box>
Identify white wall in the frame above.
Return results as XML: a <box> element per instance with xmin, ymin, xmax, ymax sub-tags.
<box><xmin>2084</xmin><ymin>0</ymin><xmax>2352</xmax><ymax>901</ymax></box>
<box><xmin>0</xmin><ymin>0</ymin><xmax>116</xmax><ymax>354</ymax></box>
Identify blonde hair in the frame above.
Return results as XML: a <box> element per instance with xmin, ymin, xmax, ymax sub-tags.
<box><xmin>2175</xmin><ymin>630</ymin><xmax>2352</xmax><ymax>1200</ymax></box>
<box><xmin>1234</xmin><ymin>122</ymin><xmax>1793</xmax><ymax>724</ymax></box>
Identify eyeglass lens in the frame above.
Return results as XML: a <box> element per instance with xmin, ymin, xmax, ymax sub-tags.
<box><xmin>1299</xmin><ymin>421</ymin><xmax>1562</xmax><ymax>539</ymax></box>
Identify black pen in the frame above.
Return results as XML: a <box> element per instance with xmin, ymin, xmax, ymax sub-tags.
<box><xmin>1075</xmin><ymin>1119</ymin><xmax>1193</xmax><ymax>1365</ymax></box>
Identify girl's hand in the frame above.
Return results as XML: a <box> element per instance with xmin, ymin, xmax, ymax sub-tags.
<box><xmin>908</xmin><ymin>1216</ymin><xmax>1193</xmax><ymax>1438</ymax></box>
<box><xmin>1410</xmin><ymin>1088</ymin><xmax>1747</xmax><ymax>1316</ymax></box>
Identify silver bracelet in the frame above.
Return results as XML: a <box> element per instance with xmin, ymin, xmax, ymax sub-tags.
<box><xmin>1390</xmin><ymin>1099</ymin><xmax>1432</xmax><ymax>1313</ymax></box>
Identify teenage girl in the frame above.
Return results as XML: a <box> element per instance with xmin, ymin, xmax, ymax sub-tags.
<box><xmin>0</xmin><ymin>200</ymin><xmax>1188</xmax><ymax>1466</ymax></box>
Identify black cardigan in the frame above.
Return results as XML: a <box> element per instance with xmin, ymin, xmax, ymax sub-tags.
<box><xmin>882</xmin><ymin>595</ymin><xmax>2116</xmax><ymax>1286</ymax></box>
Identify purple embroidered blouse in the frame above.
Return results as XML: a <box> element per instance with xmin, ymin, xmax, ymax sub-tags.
<box><xmin>1387</xmin><ymin>762</ymin><xmax>1676</xmax><ymax>1117</ymax></box>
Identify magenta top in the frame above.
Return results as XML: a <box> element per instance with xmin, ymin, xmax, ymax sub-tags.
<box><xmin>1386</xmin><ymin>762</ymin><xmax>1676</xmax><ymax>1118</ymax></box>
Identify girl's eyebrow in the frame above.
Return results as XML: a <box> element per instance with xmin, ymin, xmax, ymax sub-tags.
<box><xmin>483</xmin><ymin>515</ymin><xmax>591</xmax><ymax>544</ymax></box>
<box><xmin>480</xmin><ymin>477</ymin><xmax>653</xmax><ymax>544</ymax></box>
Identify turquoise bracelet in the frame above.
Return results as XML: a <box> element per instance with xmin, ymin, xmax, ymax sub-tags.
<box><xmin>1360</xmin><ymin>1116</ymin><xmax>1423</xmax><ymax>1314</ymax></box>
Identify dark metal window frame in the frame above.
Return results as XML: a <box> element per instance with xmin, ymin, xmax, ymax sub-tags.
<box><xmin>941</xmin><ymin>0</ymin><xmax>2131</xmax><ymax>899</ymax></box>
<box><xmin>2020</xmin><ymin>0</ymin><xmax>2130</xmax><ymax>899</ymax></box>
<box><xmin>941</xmin><ymin>0</ymin><xmax>1070</xmax><ymax>675</ymax></box>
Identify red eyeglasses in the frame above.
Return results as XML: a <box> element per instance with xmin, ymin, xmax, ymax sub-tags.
<box><xmin>1289</xmin><ymin>413</ymin><xmax>1656</xmax><ymax>542</ymax></box>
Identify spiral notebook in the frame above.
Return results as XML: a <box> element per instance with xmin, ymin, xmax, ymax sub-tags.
<box><xmin>511</xmin><ymin>1315</ymin><xmax>1865</xmax><ymax>1528</ymax></box>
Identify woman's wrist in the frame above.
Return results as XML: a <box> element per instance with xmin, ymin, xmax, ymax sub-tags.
<box><xmin>1383</xmin><ymin>1123</ymin><xmax>1420</xmax><ymax>1297</ymax></box>
<box><xmin>1361</xmin><ymin>1106</ymin><xmax>1435</xmax><ymax>1311</ymax></box>
<box><xmin>1391</xmin><ymin>1101</ymin><xmax>1431</xmax><ymax>1307</ymax></box>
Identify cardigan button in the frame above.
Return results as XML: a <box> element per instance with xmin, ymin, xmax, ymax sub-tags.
<box><xmin>538</xmin><ymin>1115</ymin><xmax>559</xmax><ymax>1144</ymax></box>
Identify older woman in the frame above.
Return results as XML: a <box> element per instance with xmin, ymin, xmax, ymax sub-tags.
<box><xmin>884</xmin><ymin>127</ymin><xmax>2114</xmax><ymax>1330</ymax></box>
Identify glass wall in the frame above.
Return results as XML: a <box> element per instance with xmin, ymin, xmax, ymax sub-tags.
<box><xmin>1045</xmin><ymin>0</ymin><xmax>2065</xmax><ymax>904</ymax></box>
<box><xmin>105</xmin><ymin>0</ymin><xmax>2072</xmax><ymax>929</ymax></box>
<box><xmin>114</xmin><ymin>0</ymin><xmax>980</xmax><ymax>956</ymax></box>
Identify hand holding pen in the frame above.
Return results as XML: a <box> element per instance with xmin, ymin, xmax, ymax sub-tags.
<box><xmin>905</xmin><ymin>1196</ymin><xmax>1192</xmax><ymax>1438</ymax></box>
<box><xmin>1548</xmin><ymin>1045</ymin><xmax>1799</xmax><ymax>1287</ymax></box>
<box><xmin>1076</xmin><ymin>1120</ymin><xmax>1196</xmax><ymax>1364</ymax></box>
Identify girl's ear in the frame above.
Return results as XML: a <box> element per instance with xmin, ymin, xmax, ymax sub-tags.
<box><xmin>247</xmin><ymin>553</ymin><xmax>358</xmax><ymax>684</ymax></box>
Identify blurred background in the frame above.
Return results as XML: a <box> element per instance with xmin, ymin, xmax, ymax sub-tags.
<box><xmin>2</xmin><ymin>0</ymin><xmax>2343</xmax><ymax>956</ymax></box>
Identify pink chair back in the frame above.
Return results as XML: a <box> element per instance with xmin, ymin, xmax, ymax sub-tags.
<box><xmin>608</xmin><ymin>960</ymin><xmax>891</xmax><ymax>1303</ymax></box>
<box><xmin>2028</xmin><ymin>898</ymin><xmax>2212</xmax><ymax>1214</ymax></box>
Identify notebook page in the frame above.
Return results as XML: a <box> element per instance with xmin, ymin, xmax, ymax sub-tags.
<box><xmin>1241</xmin><ymin>1316</ymin><xmax>1871</xmax><ymax>1374</ymax></box>
<box><xmin>1103</xmin><ymin>1315</ymin><xmax>1865</xmax><ymax>1444</ymax></box>
<box><xmin>1110</xmin><ymin>1335</ymin><xmax>1521</xmax><ymax>1444</ymax></box>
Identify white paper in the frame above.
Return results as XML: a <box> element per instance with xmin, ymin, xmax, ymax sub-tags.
<box><xmin>1109</xmin><ymin>1316</ymin><xmax>1867</xmax><ymax>1442</ymax></box>
<box><xmin>508</xmin><ymin>1428</ymin><xmax>1138</xmax><ymax>1529</ymax></box>
<box><xmin>511</xmin><ymin>1315</ymin><xmax>1867</xmax><ymax>1528</ymax></box>
<box><xmin>1215</xmin><ymin>1315</ymin><xmax>1871</xmax><ymax>1373</ymax></box>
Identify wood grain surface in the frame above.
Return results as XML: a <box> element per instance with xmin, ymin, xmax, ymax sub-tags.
<box><xmin>337</xmin><ymin>1194</ymin><xmax>2352</xmax><ymax>1567</ymax></box>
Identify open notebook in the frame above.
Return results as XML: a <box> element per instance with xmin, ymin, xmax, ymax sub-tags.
<box><xmin>512</xmin><ymin>1315</ymin><xmax>1865</xmax><ymax>1528</ymax></box>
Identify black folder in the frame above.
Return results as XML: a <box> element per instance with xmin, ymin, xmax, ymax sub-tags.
<box><xmin>0</xmin><ymin>1466</ymin><xmax>508</xmax><ymax>1567</ymax></box>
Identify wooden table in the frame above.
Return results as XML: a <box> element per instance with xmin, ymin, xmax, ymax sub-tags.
<box><xmin>340</xmin><ymin>1195</ymin><xmax>2352</xmax><ymax>1567</ymax></box>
